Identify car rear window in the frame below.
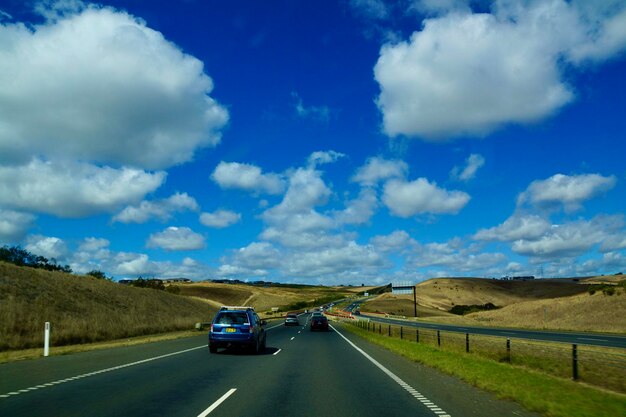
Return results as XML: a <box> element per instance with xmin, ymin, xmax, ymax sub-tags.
<box><xmin>216</xmin><ymin>312</ymin><xmax>249</xmax><ymax>325</ymax></box>
<box><xmin>287</xmin><ymin>314</ymin><xmax>297</xmax><ymax>318</ymax></box>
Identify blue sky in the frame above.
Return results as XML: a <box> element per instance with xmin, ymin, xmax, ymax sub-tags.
<box><xmin>1</xmin><ymin>0</ymin><xmax>625</xmax><ymax>284</ymax></box>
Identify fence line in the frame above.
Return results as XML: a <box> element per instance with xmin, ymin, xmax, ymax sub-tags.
<box><xmin>345</xmin><ymin>318</ymin><xmax>626</xmax><ymax>394</ymax></box>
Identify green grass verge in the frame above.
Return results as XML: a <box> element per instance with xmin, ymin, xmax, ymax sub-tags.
<box><xmin>341</xmin><ymin>323</ymin><xmax>626</xmax><ymax>417</ymax></box>
<box><xmin>0</xmin><ymin>330</ymin><xmax>203</xmax><ymax>364</ymax></box>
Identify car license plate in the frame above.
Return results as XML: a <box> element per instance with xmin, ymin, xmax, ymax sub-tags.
<box><xmin>225</xmin><ymin>328</ymin><xmax>236</xmax><ymax>333</ymax></box>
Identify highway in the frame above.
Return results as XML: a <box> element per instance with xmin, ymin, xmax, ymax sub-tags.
<box><xmin>344</xmin><ymin>301</ymin><xmax>626</xmax><ymax>349</ymax></box>
<box><xmin>0</xmin><ymin>314</ymin><xmax>538</xmax><ymax>417</ymax></box>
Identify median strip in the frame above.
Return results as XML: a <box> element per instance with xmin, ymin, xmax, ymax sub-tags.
<box><xmin>0</xmin><ymin>345</ymin><xmax>206</xmax><ymax>399</ymax></box>
<box><xmin>331</xmin><ymin>324</ymin><xmax>452</xmax><ymax>417</ymax></box>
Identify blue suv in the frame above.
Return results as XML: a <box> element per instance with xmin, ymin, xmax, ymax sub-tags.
<box><xmin>209</xmin><ymin>306</ymin><xmax>267</xmax><ymax>354</ymax></box>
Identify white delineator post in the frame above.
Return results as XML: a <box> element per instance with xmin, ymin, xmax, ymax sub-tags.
<box><xmin>44</xmin><ymin>322</ymin><xmax>50</xmax><ymax>357</ymax></box>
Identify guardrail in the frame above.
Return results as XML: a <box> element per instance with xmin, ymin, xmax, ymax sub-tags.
<box><xmin>345</xmin><ymin>318</ymin><xmax>626</xmax><ymax>394</ymax></box>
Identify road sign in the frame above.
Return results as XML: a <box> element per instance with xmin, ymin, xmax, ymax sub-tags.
<box><xmin>391</xmin><ymin>282</ymin><xmax>418</xmax><ymax>317</ymax></box>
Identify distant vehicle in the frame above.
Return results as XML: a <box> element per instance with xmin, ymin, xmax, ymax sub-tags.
<box><xmin>284</xmin><ymin>313</ymin><xmax>299</xmax><ymax>326</ymax></box>
<box><xmin>209</xmin><ymin>306</ymin><xmax>266</xmax><ymax>354</ymax></box>
<box><xmin>310</xmin><ymin>314</ymin><xmax>329</xmax><ymax>331</ymax></box>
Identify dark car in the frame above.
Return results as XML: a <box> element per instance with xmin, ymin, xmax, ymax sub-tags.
<box><xmin>310</xmin><ymin>314</ymin><xmax>329</xmax><ymax>331</ymax></box>
<box><xmin>284</xmin><ymin>313</ymin><xmax>299</xmax><ymax>326</ymax></box>
<box><xmin>209</xmin><ymin>306</ymin><xmax>266</xmax><ymax>354</ymax></box>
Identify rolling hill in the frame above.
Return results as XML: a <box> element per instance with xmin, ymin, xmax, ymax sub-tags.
<box><xmin>361</xmin><ymin>276</ymin><xmax>626</xmax><ymax>333</ymax></box>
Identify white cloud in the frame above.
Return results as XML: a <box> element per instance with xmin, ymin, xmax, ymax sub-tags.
<box><xmin>0</xmin><ymin>159</ymin><xmax>166</xmax><ymax>217</ymax></box>
<box><xmin>370</xmin><ymin>230</ymin><xmax>418</xmax><ymax>253</ymax></box>
<box><xmin>351</xmin><ymin>157</ymin><xmax>408</xmax><ymax>186</ymax></box>
<box><xmin>25</xmin><ymin>234</ymin><xmax>69</xmax><ymax>261</ymax></box>
<box><xmin>474</xmin><ymin>214</ymin><xmax>551</xmax><ymax>242</ymax></box>
<box><xmin>259</xmin><ymin>168</ymin><xmax>336</xmax><ymax>248</ymax></box>
<box><xmin>511</xmin><ymin>215</ymin><xmax>624</xmax><ymax>260</ymax></box>
<box><xmin>0</xmin><ymin>3</ymin><xmax>228</xmax><ymax>169</ymax></box>
<box><xmin>411</xmin><ymin>0</ymin><xmax>471</xmax><ymax>15</ymax></box>
<box><xmin>285</xmin><ymin>241</ymin><xmax>384</xmax><ymax>278</ymax></box>
<box><xmin>211</xmin><ymin>161</ymin><xmax>285</xmax><ymax>195</ymax></box>
<box><xmin>307</xmin><ymin>150</ymin><xmax>346</xmax><ymax>168</ymax></box>
<box><xmin>291</xmin><ymin>92</ymin><xmax>331</xmax><ymax>122</ymax></box>
<box><xmin>200</xmin><ymin>209</ymin><xmax>241</xmax><ymax>228</ymax></box>
<box><xmin>78</xmin><ymin>237</ymin><xmax>110</xmax><ymax>252</ymax></box>
<box><xmin>146</xmin><ymin>226</ymin><xmax>205</xmax><ymax>251</ymax></box>
<box><xmin>334</xmin><ymin>188</ymin><xmax>379</xmax><ymax>226</ymax></box>
<box><xmin>374</xmin><ymin>1</ymin><xmax>626</xmax><ymax>139</ymax></box>
<box><xmin>349</xmin><ymin>0</ymin><xmax>390</xmax><ymax>21</ymax></box>
<box><xmin>382</xmin><ymin>178</ymin><xmax>470</xmax><ymax>217</ymax></box>
<box><xmin>517</xmin><ymin>173</ymin><xmax>617</xmax><ymax>211</ymax></box>
<box><xmin>113</xmin><ymin>192</ymin><xmax>199</xmax><ymax>223</ymax></box>
<box><xmin>450</xmin><ymin>153</ymin><xmax>485</xmax><ymax>181</ymax></box>
<box><xmin>0</xmin><ymin>209</ymin><xmax>35</xmax><ymax>243</ymax></box>
<box><xmin>410</xmin><ymin>239</ymin><xmax>507</xmax><ymax>273</ymax></box>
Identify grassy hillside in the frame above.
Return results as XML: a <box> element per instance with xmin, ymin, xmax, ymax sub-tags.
<box><xmin>0</xmin><ymin>262</ymin><xmax>217</xmax><ymax>351</ymax></box>
<box><xmin>361</xmin><ymin>276</ymin><xmax>626</xmax><ymax>333</ymax></box>
<box><xmin>174</xmin><ymin>282</ymin><xmax>354</xmax><ymax>313</ymax></box>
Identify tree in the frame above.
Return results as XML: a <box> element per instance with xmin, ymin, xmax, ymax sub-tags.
<box><xmin>87</xmin><ymin>270</ymin><xmax>110</xmax><ymax>280</ymax></box>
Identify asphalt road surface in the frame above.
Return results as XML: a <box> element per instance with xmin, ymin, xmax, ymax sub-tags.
<box><xmin>0</xmin><ymin>314</ymin><xmax>539</xmax><ymax>417</ymax></box>
<box><xmin>344</xmin><ymin>301</ymin><xmax>626</xmax><ymax>349</ymax></box>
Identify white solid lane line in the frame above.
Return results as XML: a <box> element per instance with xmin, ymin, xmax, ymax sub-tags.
<box><xmin>273</xmin><ymin>349</ymin><xmax>282</xmax><ymax>356</ymax></box>
<box><xmin>331</xmin><ymin>324</ymin><xmax>452</xmax><ymax>417</ymax></box>
<box><xmin>197</xmin><ymin>388</ymin><xmax>237</xmax><ymax>417</ymax></box>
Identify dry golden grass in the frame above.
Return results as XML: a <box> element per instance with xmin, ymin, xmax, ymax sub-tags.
<box><xmin>361</xmin><ymin>293</ymin><xmax>457</xmax><ymax>318</ymax></box>
<box><xmin>467</xmin><ymin>290</ymin><xmax>626</xmax><ymax>333</ymax></box>
<box><xmin>414</xmin><ymin>277</ymin><xmax>588</xmax><ymax>311</ymax></box>
<box><xmin>360</xmin><ymin>276</ymin><xmax>626</xmax><ymax>333</ymax></box>
<box><xmin>0</xmin><ymin>262</ymin><xmax>217</xmax><ymax>351</ymax></box>
<box><xmin>175</xmin><ymin>282</ymin><xmax>350</xmax><ymax>313</ymax></box>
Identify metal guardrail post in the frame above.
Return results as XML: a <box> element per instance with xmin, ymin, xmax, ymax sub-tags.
<box><xmin>437</xmin><ymin>330</ymin><xmax>441</xmax><ymax>346</ymax></box>
<box><xmin>379</xmin><ymin>324</ymin><xmax>381</xmax><ymax>334</ymax></box>
<box><xmin>400</xmin><ymin>326</ymin><xmax>403</xmax><ymax>340</ymax></box>
<box><xmin>572</xmin><ymin>344</ymin><xmax>579</xmax><ymax>381</ymax></box>
<box><xmin>416</xmin><ymin>328</ymin><xmax>419</xmax><ymax>343</ymax></box>
<box><xmin>466</xmin><ymin>333</ymin><xmax>469</xmax><ymax>353</ymax></box>
<box><xmin>388</xmin><ymin>325</ymin><xmax>391</xmax><ymax>336</ymax></box>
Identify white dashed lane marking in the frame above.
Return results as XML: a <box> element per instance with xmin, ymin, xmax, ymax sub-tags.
<box><xmin>0</xmin><ymin>345</ymin><xmax>205</xmax><ymax>399</ymax></box>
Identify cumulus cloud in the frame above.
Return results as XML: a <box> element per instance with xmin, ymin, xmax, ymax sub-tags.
<box><xmin>374</xmin><ymin>1</ymin><xmax>626</xmax><ymax>139</ymax></box>
<box><xmin>382</xmin><ymin>178</ymin><xmax>470</xmax><ymax>217</ymax></box>
<box><xmin>113</xmin><ymin>193</ymin><xmax>199</xmax><ymax>223</ymax></box>
<box><xmin>25</xmin><ymin>234</ymin><xmax>69</xmax><ymax>261</ymax></box>
<box><xmin>285</xmin><ymin>241</ymin><xmax>384</xmax><ymax>278</ymax></box>
<box><xmin>200</xmin><ymin>209</ymin><xmax>241</xmax><ymax>228</ymax></box>
<box><xmin>0</xmin><ymin>209</ymin><xmax>35</xmax><ymax>243</ymax></box>
<box><xmin>0</xmin><ymin>159</ymin><xmax>165</xmax><ymax>217</ymax></box>
<box><xmin>517</xmin><ymin>173</ymin><xmax>617</xmax><ymax>211</ymax></box>
<box><xmin>474</xmin><ymin>214</ymin><xmax>551</xmax><ymax>242</ymax></box>
<box><xmin>511</xmin><ymin>215</ymin><xmax>624</xmax><ymax>260</ymax></box>
<box><xmin>211</xmin><ymin>161</ymin><xmax>285</xmax><ymax>195</ymax></box>
<box><xmin>351</xmin><ymin>157</ymin><xmax>408</xmax><ymax>186</ymax></box>
<box><xmin>307</xmin><ymin>150</ymin><xmax>346</xmax><ymax>168</ymax></box>
<box><xmin>0</xmin><ymin>3</ymin><xmax>228</xmax><ymax>169</ymax></box>
<box><xmin>370</xmin><ymin>230</ymin><xmax>418</xmax><ymax>254</ymax></box>
<box><xmin>333</xmin><ymin>188</ymin><xmax>379</xmax><ymax>226</ymax></box>
<box><xmin>450</xmin><ymin>153</ymin><xmax>485</xmax><ymax>181</ymax></box>
<box><xmin>146</xmin><ymin>226</ymin><xmax>205</xmax><ymax>251</ymax></box>
<box><xmin>410</xmin><ymin>239</ymin><xmax>507</xmax><ymax>273</ymax></box>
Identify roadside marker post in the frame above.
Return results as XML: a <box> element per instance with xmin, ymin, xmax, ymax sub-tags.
<box><xmin>44</xmin><ymin>322</ymin><xmax>50</xmax><ymax>357</ymax></box>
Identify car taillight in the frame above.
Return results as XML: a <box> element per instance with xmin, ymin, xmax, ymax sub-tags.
<box><xmin>248</xmin><ymin>325</ymin><xmax>255</xmax><ymax>333</ymax></box>
<box><xmin>210</xmin><ymin>324</ymin><xmax>214</xmax><ymax>332</ymax></box>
